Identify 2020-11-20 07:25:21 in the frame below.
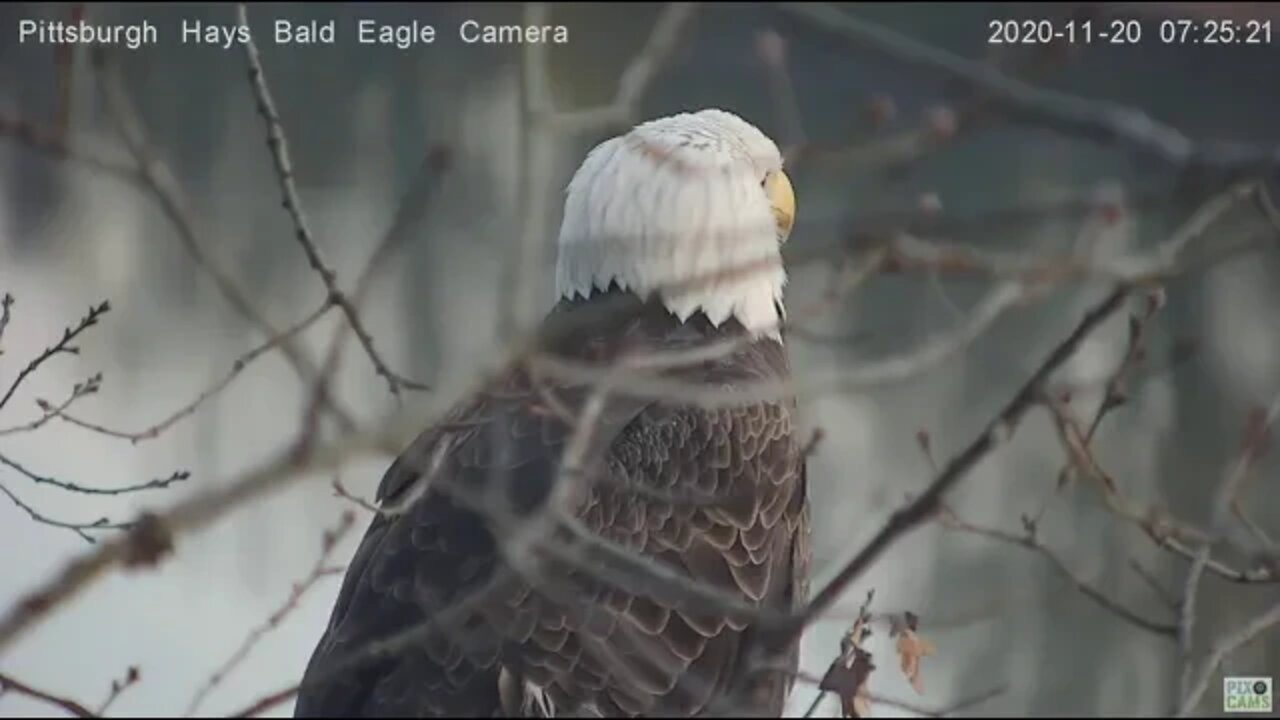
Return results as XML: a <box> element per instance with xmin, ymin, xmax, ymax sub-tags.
<box><xmin>987</xmin><ymin>17</ymin><xmax>1273</xmax><ymax>45</ymax></box>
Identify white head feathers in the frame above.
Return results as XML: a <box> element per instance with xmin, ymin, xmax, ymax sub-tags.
<box><xmin>554</xmin><ymin>108</ymin><xmax>794</xmax><ymax>340</ymax></box>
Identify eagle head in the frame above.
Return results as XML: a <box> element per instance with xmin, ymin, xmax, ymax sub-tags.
<box><xmin>554</xmin><ymin>108</ymin><xmax>795</xmax><ymax>340</ymax></box>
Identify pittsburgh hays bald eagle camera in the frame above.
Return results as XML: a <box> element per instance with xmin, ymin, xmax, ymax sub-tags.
<box><xmin>295</xmin><ymin>109</ymin><xmax>811</xmax><ymax>717</ymax></box>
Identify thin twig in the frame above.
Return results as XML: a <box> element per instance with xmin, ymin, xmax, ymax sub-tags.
<box><xmin>938</xmin><ymin>509</ymin><xmax>1177</xmax><ymax>638</ymax></box>
<box><xmin>52</xmin><ymin>301</ymin><xmax>333</xmax><ymax>444</ymax></box>
<box><xmin>0</xmin><ymin>301</ymin><xmax>109</xmax><ymax>414</ymax></box>
<box><xmin>1045</xmin><ymin>395</ymin><xmax>1278</xmax><ymax>585</ymax></box>
<box><xmin>302</xmin><ymin>148</ymin><xmax>451</xmax><ymax>443</ymax></box>
<box><xmin>0</xmin><ymin>480</ymin><xmax>132</xmax><ymax>543</ymax></box>
<box><xmin>95</xmin><ymin>666</ymin><xmax>140</xmax><ymax>715</ymax></box>
<box><xmin>0</xmin><ymin>293</ymin><xmax>13</xmax><ymax>351</ymax></box>
<box><xmin>0</xmin><ymin>373</ymin><xmax>101</xmax><ymax>437</ymax></box>
<box><xmin>330</xmin><ymin>477</ymin><xmax>380</xmax><ymax>515</ymax></box>
<box><xmin>1035</xmin><ymin>285</ymin><xmax>1162</xmax><ymax>522</ymax></box>
<box><xmin>237</xmin><ymin>3</ymin><xmax>427</xmax><ymax>397</ymax></box>
<box><xmin>0</xmin><ymin>453</ymin><xmax>190</xmax><ymax>496</ymax></box>
<box><xmin>185</xmin><ymin>511</ymin><xmax>354</xmax><ymax>716</ymax></box>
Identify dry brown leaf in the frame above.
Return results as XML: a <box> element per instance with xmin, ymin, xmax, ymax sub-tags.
<box><xmin>895</xmin><ymin>626</ymin><xmax>937</xmax><ymax>695</ymax></box>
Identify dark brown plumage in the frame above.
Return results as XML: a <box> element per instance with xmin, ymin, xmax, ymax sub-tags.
<box><xmin>294</xmin><ymin>289</ymin><xmax>810</xmax><ymax>718</ymax></box>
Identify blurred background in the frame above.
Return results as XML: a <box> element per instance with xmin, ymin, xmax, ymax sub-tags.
<box><xmin>1</xmin><ymin>2</ymin><xmax>1278</xmax><ymax>717</ymax></box>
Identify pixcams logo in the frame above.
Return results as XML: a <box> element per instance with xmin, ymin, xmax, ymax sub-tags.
<box><xmin>1224</xmin><ymin>677</ymin><xmax>1273</xmax><ymax>713</ymax></box>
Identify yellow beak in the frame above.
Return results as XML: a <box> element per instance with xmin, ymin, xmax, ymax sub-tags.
<box><xmin>765</xmin><ymin>170</ymin><xmax>795</xmax><ymax>242</ymax></box>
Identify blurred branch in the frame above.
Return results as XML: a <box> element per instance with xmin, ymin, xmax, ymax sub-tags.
<box><xmin>0</xmin><ymin>407</ymin><xmax>408</xmax><ymax>656</ymax></box>
<box><xmin>185</xmin><ymin>511</ymin><xmax>354</xmax><ymax>716</ymax></box>
<box><xmin>778</xmin><ymin>3</ymin><xmax>1280</xmax><ymax>174</ymax></box>
<box><xmin>1258</xmin><ymin>184</ymin><xmax>1280</xmax><ymax>233</ymax></box>
<box><xmin>1176</xmin><ymin>599</ymin><xmax>1280</xmax><ymax>716</ymax></box>
<box><xmin>0</xmin><ymin>293</ymin><xmax>11</xmax><ymax>350</ymax></box>
<box><xmin>790</xmin><ymin>21</ymin><xmax>1071</xmax><ymax>177</ymax></box>
<box><xmin>754</xmin><ymin>29</ymin><xmax>807</xmax><ymax>155</ymax></box>
<box><xmin>524</xmin><ymin>2</ymin><xmax>700</xmax><ymax>133</ymax></box>
<box><xmin>0</xmin><ymin>114</ymin><xmax>142</xmax><ymax>186</ymax></box>
<box><xmin>1129</xmin><ymin>558</ymin><xmax>1181</xmax><ymax>612</ymax></box>
<box><xmin>1178</xmin><ymin>390</ymin><xmax>1280</xmax><ymax>707</ymax></box>
<box><xmin>0</xmin><ymin>672</ymin><xmax>95</xmax><ymax>718</ymax></box>
<box><xmin>237</xmin><ymin>3</ymin><xmax>429</xmax><ymax>398</ymax></box>
<box><xmin>51</xmin><ymin>300</ymin><xmax>334</xmax><ymax>444</ymax></box>
<box><xmin>226</xmin><ymin>682</ymin><xmax>301</xmax><ymax>718</ymax></box>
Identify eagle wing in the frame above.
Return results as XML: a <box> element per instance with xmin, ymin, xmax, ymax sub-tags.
<box><xmin>295</xmin><ymin>332</ymin><xmax>808</xmax><ymax>717</ymax></box>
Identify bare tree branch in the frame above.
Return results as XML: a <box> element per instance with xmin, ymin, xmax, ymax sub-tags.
<box><xmin>0</xmin><ymin>414</ymin><xmax>405</xmax><ymax>655</ymax></box>
<box><xmin>767</xmin><ymin>284</ymin><xmax>1132</xmax><ymax>644</ymax></box>
<box><xmin>0</xmin><ymin>373</ymin><xmax>101</xmax><ymax>437</ymax></box>
<box><xmin>226</xmin><ymin>681</ymin><xmax>301</xmax><ymax>718</ymax></box>
<box><xmin>0</xmin><ymin>672</ymin><xmax>95</xmax><ymax>718</ymax></box>
<box><xmin>0</xmin><ymin>301</ymin><xmax>109</xmax><ymax>414</ymax></box>
<box><xmin>0</xmin><ymin>479</ymin><xmax>129</xmax><ymax>543</ymax></box>
<box><xmin>0</xmin><ymin>293</ymin><xmax>13</xmax><ymax>351</ymax></box>
<box><xmin>90</xmin><ymin>48</ymin><xmax>353</xmax><ymax>429</ymax></box>
<box><xmin>51</xmin><ymin>300</ymin><xmax>334</xmax><ymax>444</ymax></box>
<box><xmin>236</xmin><ymin>3</ymin><xmax>429</xmax><ymax>397</ymax></box>
<box><xmin>0</xmin><ymin>453</ymin><xmax>189</xmax><ymax>496</ymax></box>
<box><xmin>95</xmin><ymin>666</ymin><xmax>139</xmax><ymax>716</ymax></box>
<box><xmin>777</xmin><ymin>3</ymin><xmax>1280</xmax><ymax>173</ymax></box>
<box><xmin>937</xmin><ymin>508</ymin><xmax>1178</xmax><ymax>638</ymax></box>
<box><xmin>524</xmin><ymin>2</ymin><xmax>700</xmax><ymax>133</ymax></box>
<box><xmin>302</xmin><ymin>148</ymin><xmax>452</xmax><ymax>443</ymax></box>
<box><xmin>185</xmin><ymin>511</ymin><xmax>354</xmax><ymax>716</ymax></box>
<box><xmin>1176</xmin><ymin>599</ymin><xmax>1280</xmax><ymax>716</ymax></box>
<box><xmin>1045</xmin><ymin>394</ymin><xmax>1279</xmax><ymax>585</ymax></box>
<box><xmin>1178</xmin><ymin>389</ymin><xmax>1280</xmax><ymax>707</ymax></box>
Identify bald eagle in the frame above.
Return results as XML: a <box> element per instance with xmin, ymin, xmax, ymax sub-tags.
<box><xmin>295</xmin><ymin>109</ymin><xmax>810</xmax><ymax>718</ymax></box>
